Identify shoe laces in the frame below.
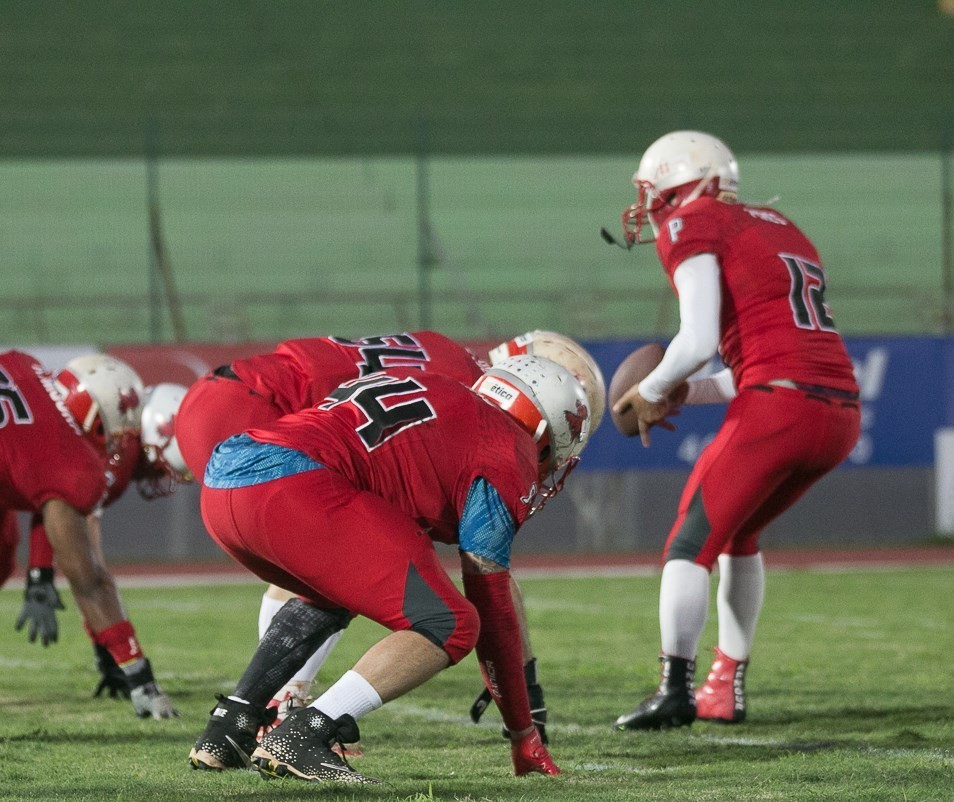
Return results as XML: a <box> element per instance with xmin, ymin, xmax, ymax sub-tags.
<box><xmin>328</xmin><ymin>714</ymin><xmax>361</xmax><ymax>770</ymax></box>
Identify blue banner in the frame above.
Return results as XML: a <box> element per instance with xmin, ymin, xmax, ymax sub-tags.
<box><xmin>580</xmin><ymin>337</ymin><xmax>946</xmax><ymax>471</ymax></box>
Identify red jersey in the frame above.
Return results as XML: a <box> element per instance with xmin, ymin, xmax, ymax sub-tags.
<box><xmin>231</xmin><ymin>331</ymin><xmax>487</xmax><ymax>413</ymax></box>
<box><xmin>245</xmin><ymin>370</ymin><xmax>538</xmax><ymax>544</ymax></box>
<box><xmin>655</xmin><ymin>198</ymin><xmax>858</xmax><ymax>393</ymax></box>
<box><xmin>0</xmin><ymin>351</ymin><xmax>107</xmax><ymax>515</ymax></box>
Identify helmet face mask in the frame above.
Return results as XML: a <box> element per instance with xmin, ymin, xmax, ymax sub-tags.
<box><xmin>137</xmin><ymin>382</ymin><xmax>191</xmax><ymax>498</ymax></box>
<box><xmin>54</xmin><ymin>355</ymin><xmax>145</xmax><ymax>455</ymax></box>
<box><xmin>473</xmin><ymin>354</ymin><xmax>590</xmax><ymax>515</ymax></box>
<box><xmin>487</xmin><ymin>330</ymin><xmax>606</xmax><ymax>434</ymax></box>
<box><xmin>623</xmin><ymin>130</ymin><xmax>739</xmax><ymax>245</ymax></box>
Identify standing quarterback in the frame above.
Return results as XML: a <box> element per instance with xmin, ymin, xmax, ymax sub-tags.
<box><xmin>610</xmin><ymin>131</ymin><xmax>860</xmax><ymax>729</ymax></box>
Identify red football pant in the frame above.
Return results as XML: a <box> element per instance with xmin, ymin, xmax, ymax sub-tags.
<box><xmin>664</xmin><ymin>385</ymin><xmax>861</xmax><ymax>569</ymax></box>
<box><xmin>176</xmin><ymin>372</ymin><xmax>281</xmax><ymax>480</ymax></box>
<box><xmin>200</xmin><ymin>468</ymin><xmax>480</xmax><ymax>664</ymax></box>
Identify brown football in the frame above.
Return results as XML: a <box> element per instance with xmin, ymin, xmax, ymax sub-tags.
<box><xmin>608</xmin><ymin>343</ymin><xmax>665</xmax><ymax>436</ymax></box>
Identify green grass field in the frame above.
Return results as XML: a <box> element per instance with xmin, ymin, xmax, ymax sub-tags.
<box><xmin>2</xmin><ymin>566</ymin><xmax>954</xmax><ymax>801</ymax></box>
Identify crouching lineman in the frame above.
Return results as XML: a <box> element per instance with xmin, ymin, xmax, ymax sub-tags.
<box><xmin>188</xmin><ymin>355</ymin><xmax>591</xmax><ymax>782</ymax></box>
<box><xmin>0</xmin><ymin>351</ymin><xmax>179</xmax><ymax>719</ymax></box>
<box><xmin>176</xmin><ymin>329</ymin><xmax>605</xmax><ymax>747</ymax></box>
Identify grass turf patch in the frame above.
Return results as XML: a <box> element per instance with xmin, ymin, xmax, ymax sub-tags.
<box><xmin>1</xmin><ymin>566</ymin><xmax>953</xmax><ymax>801</ymax></box>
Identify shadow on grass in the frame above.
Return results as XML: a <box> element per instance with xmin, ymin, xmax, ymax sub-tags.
<box><xmin>0</xmin><ymin>728</ymin><xmax>190</xmax><ymax>746</ymax></box>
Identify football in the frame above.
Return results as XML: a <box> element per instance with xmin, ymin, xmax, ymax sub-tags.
<box><xmin>608</xmin><ymin>343</ymin><xmax>665</xmax><ymax>436</ymax></box>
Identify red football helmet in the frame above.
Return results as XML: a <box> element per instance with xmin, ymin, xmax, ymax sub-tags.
<box><xmin>623</xmin><ymin>130</ymin><xmax>739</xmax><ymax>245</ymax></box>
<box><xmin>54</xmin><ymin>354</ymin><xmax>144</xmax><ymax>455</ymax></box>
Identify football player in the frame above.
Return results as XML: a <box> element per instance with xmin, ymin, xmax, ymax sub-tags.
<box><xmin>610</xmin><ymin>131</ymin><xmax>860</xmax><ymax>729</ymax></box>
<box><xmin>0</xmin><ymin>351</ymin><xmax>179</xmax><ymax>719</ymax></box>
<box><xmin>175</xmin><ymin>330</ymin><xmax>605</xmax><ymax>744</ymax></box>
<box><xmin>11</xmin><ymin>380</ymin><xmax>192</xmax><ymax>701</ymax></box>
<box><xmin>188</xmin><ymin>355</ymin><xmax>590</xmax><ymax>781</ymax></box>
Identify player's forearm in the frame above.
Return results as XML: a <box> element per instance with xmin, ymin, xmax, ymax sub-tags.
<box><xmin>685</xmin><ymin>367</ymin><xmax>737</xmax><ymax>405</ymax></box>
<box><xmin>509</xmin><ymin>575</ymin><xmax>534</xmax><ymax>663</ymax></box>
<box><xmin>639</xmin><ymin>254</ymin><xmax>722</xmax><ymax>402</ymax></box>
<box><xmin>28</xmin><ymin>513</ymin><xmax>55</xmax><ymax>570</ymax></box>
<box><xmin>461</xmin><ymin>563</ymin><xmax>533</xmax><ymax>736</ymax></box>
<box><xmin>40</xmin><ymin>498</ymin><xmax>127</xmax><ymax>631</ymax></box>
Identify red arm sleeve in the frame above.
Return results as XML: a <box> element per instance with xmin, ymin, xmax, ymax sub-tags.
<box><xmin>462</xmin><ymin>571</ymin><xmax>532</xmax><ymax>735</ymax></box>
<box><xmin>28</xmin><ymin>513</ymin><xmax>54</xmax><ymax>570</ymax></box>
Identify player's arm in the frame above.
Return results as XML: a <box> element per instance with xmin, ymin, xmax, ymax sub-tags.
<box><xmin>14</xmin><ymin>513</ymin><xmax>63</xmax><ymax>646</ymax></box>
<box><xmin>615</xmin><ymin>253</ymin><xmax>722</xmax><ymax>446</ymax></box>
<box><xmin>39</xmin><ymin>499</ymin><xmax>126</xmax><ymax>631</ymax></box>
<box><xmin>684</xmin><ymin>366</ymin><xmax>736</xmax><ymax>405</ymax></box>
<box><xmin>40</xmin><ymin>498</ymin><xmax>178</xmax><ymax>718</ymax></box>
<box><xmin>470</xmin><ymin>574</ymin><xmax>550</xmax><ymax>744</ymax></box>
<box><xmin>458</xmin><ymin>478</ymin><xmax>557</xmax><ymax>776</ymax></box>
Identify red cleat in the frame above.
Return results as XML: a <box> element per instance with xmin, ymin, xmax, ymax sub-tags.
<box><xmin>696</xmin><ymin>647</ymin><xmax>747</xmax><ymax>724</ymax></box>
<box><xmin>511</xmin><ymin>729</ymin><xmax>560</xmax><ymax>776</ymax></box>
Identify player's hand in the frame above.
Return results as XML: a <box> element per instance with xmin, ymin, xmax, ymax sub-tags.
<box><xmin>130</xmin><ymin>681</ymin><xmax>180</xmax><ymax>719</ymax></box>
<box><xmin>125</xmin><ymin>658</ymin><xmax>180</xmax><ymax>719</ymax></box>
<box><xmin>469</xmin><ymin>659</ymin><xmax>549</xmax><ymax>744</ymax></box>
<box><xmin>510</xmin><ymin>728</ymin><xmax>560</xmax><ymax>776</ymax></box>
<box><xmin>92</xmin><ymin>643</ymin><xmax>131</xmax><ymax>699</ymax></box>
<box><xmin>14</xmin><ymin>567</ymin><xmax>64</xmax><ymax>646</ymax></box>
<box><xmin>613</xmin><ymin>389</ymin><xmax>679</xmax><ymax>448</ymax></box>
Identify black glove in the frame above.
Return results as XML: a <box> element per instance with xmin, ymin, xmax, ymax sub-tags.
<box><xmin>14</xmin><ymin>567</ymin><xmax>64</xmax><ymax>646</ymax></box>
<box><xmin>469</xmin><ymin>657</ymin><xmax>549</xmax><ymax>745</ymax></box>
<box><xmin>93</xmin><ymin>643</ymin><xmax>131</xmax><ymax>699</ymax></box>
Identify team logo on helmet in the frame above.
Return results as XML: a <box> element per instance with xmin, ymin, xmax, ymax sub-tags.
<box><xmin>565</xmin><ymin>399</ymin><xmax>588</xmax><ymax>443</ymax></box>
<box><xmin>118</xmin><ymin>388</ymin><xmax>141</xmax><ymax>415</ymax></box>
<box><xmin>157</xmin><ymin>415</ymin><xmax>175</xmax><ymax>440</ymax></box>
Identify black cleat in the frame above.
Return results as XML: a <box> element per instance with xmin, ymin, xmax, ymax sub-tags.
<box><xmin>615</xmin><ymin>656</ymin><xmax>697</xmax><ymax>731</ymax></box>
<box><xmin>251</xmin><ymin>707</ymin><xmax>380</xmax><ymax>784</ymax></box>
<box><xmin>189</xmin><ymin>694</ymin><xmax>277</xmax><ymax>770</ymax></box>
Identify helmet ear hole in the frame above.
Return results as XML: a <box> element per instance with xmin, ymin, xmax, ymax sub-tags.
<box><xmin>538</xmin><ymin>444</ymin><xmax>551</xmax><ymax>466</ymax></box>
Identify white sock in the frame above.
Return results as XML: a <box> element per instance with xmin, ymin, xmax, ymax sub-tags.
<box><xmin>715</xmin><ymin>552</ymin><xmax>765</xmax><ymax>661</ymax></box>
<box><xmin>659</xmin><ymin>559</ymin><xmax>710</xmax><ymax>660</ymax></box>
<box><xmin>311</xmin><ymin>670</ymin><xmax>382</xmax><ymax>721</ymax></box>
<box><xmin>288</xmin><ymin>630</ymin><xmax>344</xmax><ymax>686</ymax></box>
<box><xmin>258</xmin><ymin>593</ymin><xmax>287</xmax><ymax>640</ymax></box>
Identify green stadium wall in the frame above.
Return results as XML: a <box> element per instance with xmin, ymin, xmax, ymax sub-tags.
<box><xmin>1</xmin><ymin>152</ymin><xmax>950</xmax><ymax>346</ymax></box>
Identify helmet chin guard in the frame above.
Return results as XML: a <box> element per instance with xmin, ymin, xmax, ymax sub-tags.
<box><xmin>473</xmin><ymin>354</ymin><xmax>590</xmax><ymax>515</ymax></box>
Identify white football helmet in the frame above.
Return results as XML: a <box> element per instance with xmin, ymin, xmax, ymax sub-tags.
<box><xmin>138</xmin><ymin>382</ymin><xmax>192</xmax><ymax>496</ymax></box>
<box><xmin>473</xmin><ymin>354</ymin><xmax>590</xmax><ymax>515</ymax></box>
<box><xmin>623</xmin><ymin>130</ymin><xmax>739</xmax><ymax>244</ymax></box>
<box><xmin>488</xmin><ymin>330</ymin><xmax>606</xmax><ymax>434</ymax></box>
<box><xmin>54</xmin><ymin>354</ymin><xmax>145</xmax><ymax>453</ymax></box>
